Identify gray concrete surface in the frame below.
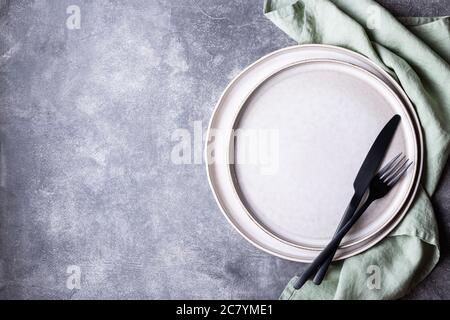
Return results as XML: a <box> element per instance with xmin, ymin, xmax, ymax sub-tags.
<box><xmin>0</xmin><ymin>0</ymin><xmax>449</xmax><ymax>299</ymax></box>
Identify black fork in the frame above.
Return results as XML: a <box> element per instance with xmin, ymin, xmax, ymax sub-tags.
<box><xmin>293</xmin><ymin>153</ymin><xmax>413</xmax><ymax>290</ymax></box>
<box><xmin>313</xmin><ymin>153</ymin><xmax>410</xmax><ymax>284</ymax></box>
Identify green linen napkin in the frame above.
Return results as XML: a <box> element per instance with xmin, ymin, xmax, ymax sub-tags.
<box><xmin>264</xmin><ymin>0</ymin><xmax>450</xmax><ymax>300</ymax></box>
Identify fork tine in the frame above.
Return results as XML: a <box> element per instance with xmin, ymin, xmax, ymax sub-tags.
<box><xmin>383</xmin><ymin>157</ymin><xmax>408</xmax><ymax>183</ymax></box>
<box><xmin>378</xmin><ymin>153</ymin><xmax>402</xmax><ymax>178</ymax></box>
<box><xmin>386</xmin><ymin>161</ymin><xmax>413</xmax><ymax>186</ymax></box>
<box><xmin>380</xmin><ymin>155</ymin><xmax>406</xmax><ymax>180</ymax></box>
<box><xmin>381</xmin><ymin>156</ymin><xmax>408</xmax><ymax>183</ymax></box>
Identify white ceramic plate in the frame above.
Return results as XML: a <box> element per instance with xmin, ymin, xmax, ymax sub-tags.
<box><xmin>206</xmin><ymin>45</ymin><xmax>423</xmax><ymax>262</ymax></box>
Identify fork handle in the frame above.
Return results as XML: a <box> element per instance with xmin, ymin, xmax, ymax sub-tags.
<box><xmin>313</xmin><ymin>194</ymin><xmax>362</xmax><ymax>284</ymax></box>
<box><xmin>292</xmin><ymin>197</ymin><xmax>374</xmax><ymax>290</ymax></box>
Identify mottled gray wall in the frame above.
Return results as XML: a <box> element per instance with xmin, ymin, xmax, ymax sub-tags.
<box><xmin>0</xmin><ymin>0</ymin><xmax>449</xmax><ymax>299</ymax></box>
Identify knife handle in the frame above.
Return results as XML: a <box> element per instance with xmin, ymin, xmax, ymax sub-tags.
<box><xmin>313</xmin><ymin>196</ymin><xmax>360</xmax><ymax>284</ymax></box>
<box><xmin>292</xmin><ymin>198</ymin><xmax>372</xmax><ymax>290</ymax></box>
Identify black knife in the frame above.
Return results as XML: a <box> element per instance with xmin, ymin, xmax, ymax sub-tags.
<box><xmin>293</xmin><ymin>114</ymin><xmax>401</xmax><ymax>289</ymax></box>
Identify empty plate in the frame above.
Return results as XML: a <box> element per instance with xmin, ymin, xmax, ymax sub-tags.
<box><xmin>206</xmin><ymin>45</ymin><xmax>423</xmax><ymax>262</ymax></box>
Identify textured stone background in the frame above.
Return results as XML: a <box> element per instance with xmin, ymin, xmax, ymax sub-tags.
<box><xmin>0</xmin><ymin>0</ymin><xmax>449</xmax><ymax>299</ymax></box>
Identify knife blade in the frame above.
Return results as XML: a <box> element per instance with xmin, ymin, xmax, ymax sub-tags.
<box><xmin>293</xmin><ymin>114</ymin><xmax>401</xmax><ymax>289</ymax></box>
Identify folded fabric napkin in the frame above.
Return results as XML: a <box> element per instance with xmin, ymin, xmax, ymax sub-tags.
<box><xmin>264</xmin><ymin>0</ymin><xmax>450</xmax><ymax>300</ymax></box>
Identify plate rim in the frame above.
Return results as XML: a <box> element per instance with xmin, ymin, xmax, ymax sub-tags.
<box><xmin>225</xmin><ymin>58</ymin><xmax>420</xmax><ymax>250</ymax></box>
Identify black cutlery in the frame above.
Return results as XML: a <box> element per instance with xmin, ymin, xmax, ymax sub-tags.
<box><xmin>313</xmin><ymin>115</ymin><xmax>401</xmax><ymax>285</ymax></box>
<box><xmin>293</xmin><ymin>154</ymin><xmax>412</xmax><ymax>289</ymax></box>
